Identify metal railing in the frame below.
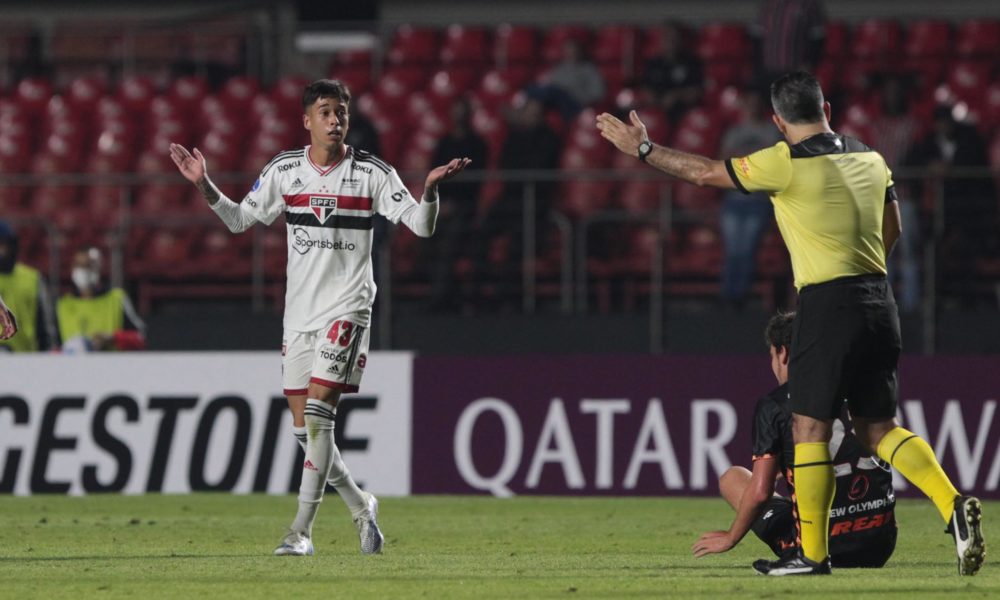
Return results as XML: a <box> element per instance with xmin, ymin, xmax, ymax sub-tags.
<box><xmin>1</xmin><ymin>168</ymin><xmax>997</xmax><ymax>353</ymax></box>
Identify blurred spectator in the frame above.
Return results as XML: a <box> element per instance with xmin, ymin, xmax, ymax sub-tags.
<box><xmin>345</xmin><ymin>105</ymin><xmax>387</xmax><ymax>343</ymax></box>
<box><xmin>869</xmin><ymin>74</ymin><xmax>921</xmax><ymax>312</ymax></box>
<box><xmin>476</xmin><ymin>97</ymin><xmax>561</xmax><ymax>308</ymax></box>
<box><xmin>0</xmin><ymin>221</ymin><xmax>57</xmax><ymax>352</ymax></box>
<box><xmin>719</xmin><ymin>88</ymin><xmax>782</xmax><ymax>309</ymax></box>
<box><xmin>425</xmin><ymin>98</ymin><xmax>489</xmax><ymax>312</ymax></box>
<box><xmin>57</xmin><ymin>246</ymin><xmax>146</xmax><ymax>353</ymax></box>
<box><xmin>528</xmin><ymin>39</ymin><xmax>606</xmax><ymax>121</ymax></box>
<box><xmin>753</xmin><ymin>0</ymin><xmax>826</xmax><ymax>79</ymax></box>
<box><xmin>640</xmin><ymin>23</ymin><xmax>704</xmax><ymax>123</ymax></box>
<box><xmin>345</xmin><ymin>110</ymin><xmax>382</xmax><ymax>156</ymax></box>
<box><xmin>905</xmin><ymin>105</ymin><xmax>997</xmax><ymax>303</ymax></box>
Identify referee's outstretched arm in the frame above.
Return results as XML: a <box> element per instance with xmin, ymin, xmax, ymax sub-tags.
<box><xmin>596</xmin><ymin>110</ymin><xmax>737</xmax><ymax>189</ymax></box>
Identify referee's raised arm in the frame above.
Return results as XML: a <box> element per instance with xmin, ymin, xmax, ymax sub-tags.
<box><xmin>596</xmin><ymin>110</ymin><xmax>736</xmax><ymax>189</ymax></box>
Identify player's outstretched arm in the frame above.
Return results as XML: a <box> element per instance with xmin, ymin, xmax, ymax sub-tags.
<box><xmin>168</xmin><ymin>142</ymin><xmax>257</xmax><ymax>233</ymax></box>
<box><xmin>596</xmin><ymin>111</ymin><xmax>735</xmax><ymax>189</ymax></box>
<box><xmin>395</xmin><ymin>158</ymin><xmax>473</xmax><ymax>238</ymax></box>
<box><xmin>0</xmin><ymin>293</ymin><xmax>17</xmax><ymax>340</ymax></box>
<box><xmin>692</xmin><ymin>456</ymin><xmax>779</xmax><ymax>558</ymax></box>
<box><xmin>169</xmin><ymin>143</ymin><xmax>221</xmax><ymax>205</ymax></box>
<box><xmin>424</xmin><ymin>157</ymin><xmax>472</xmax><ymax>197</ymax></box>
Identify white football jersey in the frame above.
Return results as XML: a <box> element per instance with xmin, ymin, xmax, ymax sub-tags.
<box><xmin>239</xmin><ymin>145</ymin><xmax>419</xmax><ymax>332</ymax></box>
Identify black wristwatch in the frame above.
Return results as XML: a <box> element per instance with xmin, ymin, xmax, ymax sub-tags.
<box><xmin>637</xmin><ymin>140</ymin><xmax>653</xmax><ymax>162</ymax></box>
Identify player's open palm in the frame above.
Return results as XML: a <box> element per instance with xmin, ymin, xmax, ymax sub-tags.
<box><xmin>0</xmin><ymin>305</ymin><xmax>16</xmax><ymax>340</ymax></box>
<box><xmin>691</xmin><ymin>530</ymin><xmax>735</xmax><ymax>557</ymax></box>
<box><xmin>425</xmin><ymin>157</ymin><xmax>472</xmax><ymax>189</ymax></box>
<box><xmin>169</xmin><ymin>143</ymin><xmax>207</xmax><ymax>184</ymax></box>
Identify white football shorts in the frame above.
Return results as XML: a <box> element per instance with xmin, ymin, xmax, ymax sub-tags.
<box><xmin>281</xmin><ymin>318</ymin><xmax>370</xmax><ymax>396</ymax></box>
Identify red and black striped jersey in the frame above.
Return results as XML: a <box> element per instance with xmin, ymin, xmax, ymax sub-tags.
<box><xmin>239</xmin><ymin>145</ymin><xmax>422</xmax><ymax>331</ymax></box>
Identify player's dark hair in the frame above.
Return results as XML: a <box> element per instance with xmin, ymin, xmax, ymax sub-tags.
<box><xmin>764</xmin><ymin>311</ymin><xmax>795</xmax><ymax>352</ymax></box>
<box><xmin>770</xmin><ymin>71</ymin><xmax>825</xmax><ymax>124</ymax></box>
<box><xmin>302</xmin><ymin>79</ymin><xmax>351</xmax><ymax>110</ymax></box>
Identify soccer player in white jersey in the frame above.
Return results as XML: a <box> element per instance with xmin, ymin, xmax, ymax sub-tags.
<box><xmin>169</xmin><ymin>79</ymin><xmax>471</xmax><ymax>556</ymax></box>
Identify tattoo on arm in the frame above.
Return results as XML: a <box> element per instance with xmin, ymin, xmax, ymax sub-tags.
<box><xmin>196</xmin><ymin>177</ymin><xmax>221</xmax><ymax>205</ymax></box>
<box><xmin>646</xmin><ymin>145</ymin><xmax>717</xmax><ymax>186</ymax></box>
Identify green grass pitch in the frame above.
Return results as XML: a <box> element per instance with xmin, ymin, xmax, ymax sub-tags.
<box><xmin>0</xmin><ymin>495</ymin><xmax>994</xmax><ymax>598</ymax></box>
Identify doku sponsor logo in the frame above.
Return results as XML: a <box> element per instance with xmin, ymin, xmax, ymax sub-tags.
<box><xmin>291</xmin><ymin>227</ymin><xmax>357</xmax><ymax>255</ymax></box>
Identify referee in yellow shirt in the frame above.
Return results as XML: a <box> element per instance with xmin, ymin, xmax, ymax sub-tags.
<box><xmin>597</xmin><ymin>71</ymin><xmax>985</xmax><ymax>576</ymax></box>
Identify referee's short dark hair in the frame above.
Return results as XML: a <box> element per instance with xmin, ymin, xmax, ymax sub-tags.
<box><xmin>765</xmin><ymin>310</ymin><xmax>795</xmax><ymax>351</ymax></box>
<box><xmin>302</xmin><ymin>79</ymin><xmax>351</xmax><ymax>110</ymax></box>
<box><xmin>770</xmin><ymin>71</ymin><xmax>825</xmax><ymax>124</ymax></box>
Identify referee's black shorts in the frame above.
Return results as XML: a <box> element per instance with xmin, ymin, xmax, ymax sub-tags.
<box><xmin>789</xmin><ymin>274</ymin><xmax>901</xmax><ymax>421</ymax></box>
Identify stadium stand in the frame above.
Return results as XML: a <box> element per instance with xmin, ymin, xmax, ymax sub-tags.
<box><xmin>0</xmin><ymin>19</ymin><xmax>997</xmax><ymax>314</ymax></box>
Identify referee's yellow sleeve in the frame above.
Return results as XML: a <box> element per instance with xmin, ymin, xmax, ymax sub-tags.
<box><xmin>725</xmin><ymin>142</ymin><xmax>793</xmax><ymax>194</ymax></box>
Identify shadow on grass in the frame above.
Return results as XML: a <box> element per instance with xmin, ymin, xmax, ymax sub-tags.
<box><xmin>0</xmin><ymin>553</ymin><xmax>251</xmax><ymax>563</ymax></box>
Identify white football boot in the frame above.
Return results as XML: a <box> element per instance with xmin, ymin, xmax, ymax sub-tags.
<box><xmin>353</xmin><ymin>492</ymin><xmax>384</xmax><ymax>555</ymax></box>
<box><xmin>273</xmin><ymin>530</ymin><xmax>315</xmax><ymax>556</ymax></box>
<box><xmin>950</xmin><ymin>495</ymin><xmax>986</xmax><ymax>575</ymax></box>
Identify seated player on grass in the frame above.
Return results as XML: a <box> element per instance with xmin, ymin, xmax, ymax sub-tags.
<box><xmin>692</xmin><ymin>311</ymin><xmax>898</xmax><ymax>568</ymax></box>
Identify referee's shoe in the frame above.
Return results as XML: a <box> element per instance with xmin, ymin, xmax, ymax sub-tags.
<box><xmin>950</xmin><ymin>495</ymin><xmax>986</xmax><ymax>575</ymax></box>
<box><xmin>752</xmin><ymin>551</ymin><xmax>832</xmax><ymax>576</ymax></box>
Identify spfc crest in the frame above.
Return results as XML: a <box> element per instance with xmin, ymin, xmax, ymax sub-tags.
<box><xmin>310</xmin><ymin>196</ymin><xmax>337</xmax><ymax>223</ymax></box>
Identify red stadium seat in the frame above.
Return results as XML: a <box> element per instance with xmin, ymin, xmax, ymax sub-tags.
<box><xmin>387</xmin><ymin>26</ymin><xmax>440</xmax><ymax>66</ymax></box>
<box><xmin>905</xmin><ymin>20</ymin><xmax>952</xmax><ymax>58</ymax></box>
<box><xmin>169</xmin><ymin>76</ymin><xmax>209</xmax><ymax>114</ymax></box>
<box><xmin>398</xmin><ymin>130</ymin><xmax>438</xmax><ymax>173</ymax></box>
<box><xmin>195</xmin><ymin>226</ymin><xmax>253</xmax><ymax>279</ymax></box>
<box><xmin>493</xmin><ymin>24</ymin><xmax>538</xmax><ymax>67</ymax></box>
<box><xmin>946</xmin><ymin>60</ymin><xmax>993</xmax><ymax>105</ymax></box>
<box><xmin>956</xmin><ymin>20</ymin><xmax>1000</xmax><ymax>58</ymax></box>
<box><xmin>127</xmin><ymin>227</ymin><xmax>198</xmax><ymax>280</ymax></box>
<box><xmin>470</xmin><ymin>106</ymin><xmax>506</xmax><ymax>164</ymax></box>
<box><xmin>440</xmin><ymin>25</ymin><xmax>491</xmax><ymax>66</ymax></box>
<box><xmin>15</xmin><ymin>78</ymin><xmax>53</xmax><ymax>116</ymax></box>
<box><xmin>428</xmin><ymin>68</ymin><xmax>479</xmax><ymax>104</ymax></box>
<box><xmin>0</xmin><ymin>134</ymin><xmax>29</xmax><ymax>173</ymax></box>
<box><xmin>592</xmin><ymin>25</ymin><xmax>639</xmax><ymax>66</ymax></box>
<box><xmin>117</xmin><ymin>75</ymin><xmax>156</xmax><ymax>116</ymax></box>
<box><xmin>565</xmin><ymin>108</ymin><xmax>609</xmax><ymax>156</ymax></box>
<box><xmin>673</xmin><ymin>225</ymin><xmax>722</xmax><ymax>277</ymax></box>
<box><xmin>67</xmin><ymin>76</ymin><xmax>107</xmax><ymax>110</ymax></box>
<box><xmin>404</xmin><ymin>93</ymin><xmax>447</xmax><ymax>137</ymax></box>
<box><xmin>90</xmin><ymin>129</ymin><xmax>133</xmax><ymax>171</ymax></box>
<box><xmin>476</xmin><ymin>67</ymin><xmax>532</xmax><ymax>110</ymax></box>
<box><xmin>559</xmin><ymin>142</ymin><xmax>613</xmax><ymax>220</ymax></box>
<box><xmin>31</xmin><ymin>184</ymin><xmax>82</xmax><ymax>230</ymax></box>
<box><xmin>219</xmin><ymin>76</ymin><xmax>260</xmax><ymax>111</ymax></box>
<box><xmin>672</xmin><ymin>108</ymin><xmax>722</xmax><ymax>156</ymax></box>
<box><xmin>852</xmin><ymin>20</ymin><xmax>901</xmax><ymax>63</ymax></box>
<box><xmin>272</xmin><ymin>75</ymin><xmax>312</xmax><ymax>117</ymax></box>
<box><xmin>641</xmin><ymin>24</ymin><xmax>697</xmax><ymax>62</ymax></box>
<box><xmin>697</xmin><ymin>23</ymin><xmax>749</xmax><ymax>61</ymax></box>
<box><xmin>373</xmin><ymin>68</ymin><xmax>428</xmax><ymax>111</ymax></box>
<box><xmin>703</xmin><ymin>61</ymin><xmax>752</xmax><ymax>90</ymax></box>
<box><xmin>822</xmin><ymin>21</ymin><xmax>851</xmax><ymax>60</ymax></box>
<box><xmin>335</xmin><ymin>65</ymin><xmax>373</xmax><ymax>97</ymax></box>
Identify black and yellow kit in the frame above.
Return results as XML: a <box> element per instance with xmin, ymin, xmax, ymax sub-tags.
<box><xmin>750</xmin><ymin>383</ymin><xmax>897</xmax><ymax>568</ymax></box>
<box><xmin>727</xmin><ymin>133</ymin><xmax>902</xmax><ymax>420</ymax></box>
